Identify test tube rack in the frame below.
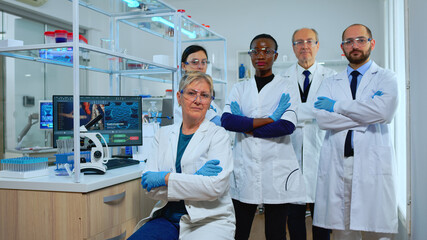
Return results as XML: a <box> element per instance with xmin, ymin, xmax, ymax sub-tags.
<box><xmin>0</xmin><ymin>157</ymin><xmax>49</xmax><ymax>179</ymax></box>
<box><xmin>54</xmin><ymin>151</ymin><xmax>91</xmax><ymax>176</ymax></box>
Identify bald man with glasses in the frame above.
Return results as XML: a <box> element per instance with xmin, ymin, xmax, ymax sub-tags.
<box><xmin>281</xmin><ymin>27</ymin><xmax>336</xmax><ymax>240</ymax></box>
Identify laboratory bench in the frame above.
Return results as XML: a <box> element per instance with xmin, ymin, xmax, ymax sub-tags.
<box><xmin>0</xmin><ymin>163</ymin><xmax>157</xmax><ymax>240</ymax></box>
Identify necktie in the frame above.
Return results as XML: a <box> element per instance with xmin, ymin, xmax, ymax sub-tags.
<box><xmin>350</xmin><ymin>71</ymin><xmax>359</xmax><ymax>99</ymax></box>
<box><xmin>303</xmin><ymin>70</ymin><xmax>311</xmax><ymax>94</ymax></box>
<box><xmin>344</xmin><ymin>71</ymin><xmax>360</xmax><ymax>157</ymax></box>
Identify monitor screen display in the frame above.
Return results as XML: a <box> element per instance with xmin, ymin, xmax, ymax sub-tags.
<box><xmin>52</xmin><ymin>95</ymin><xmax>142</xmax><ymax>148</ymax></box>
<box><xmin>39</xmin><ymin>100</ymin><xmax>53</xmax><ymax>129</ymax></box>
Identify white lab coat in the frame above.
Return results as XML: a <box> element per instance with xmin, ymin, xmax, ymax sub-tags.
<box><xmin>135</xmin><ymin>119</ymin><xmax>235</xmax><ymax>239</ymax></box>
<box><xmin>313</xmin><ymin>62</ymin><xmax>398</xmax><ymax>233</ymax></box>
<box><xmin>223</xmin><ymin>74</ymin><xmax>305</xmax><ymax>204</ymax></box>
<box><xmin>282</xmin><ymin>63</ymin><xmax>336</xmax><ymax>203</ymax></box>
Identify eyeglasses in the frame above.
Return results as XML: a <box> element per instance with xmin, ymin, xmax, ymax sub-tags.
<box><xmin>342</xmin><ymin>37</ymin><xmax>372</xmax><ymax>48</ymax></box>
<box><xmin>248</xmin><ymin>47</ymin><xmax>277</xmax><ymax>57</ymax></box>
<box><xmin>292</xmin><ymin>39</ymin><xmax>318</xmax><ymax>48</ymax></box>
<box><xmin>180</xmin><ymin>89</ymin><xmax>214</xmax><ymax>104</ymax></box>
<box><xmin>184</xmin><ymin>59</ymin><xmax>210</xmax><ymax>66</ymax></box>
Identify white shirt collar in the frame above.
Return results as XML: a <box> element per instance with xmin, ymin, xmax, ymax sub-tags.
<box><xmin>296</xmin><ymin>61</ymin><xmax>318</xmax><ymax>87</ymax></box>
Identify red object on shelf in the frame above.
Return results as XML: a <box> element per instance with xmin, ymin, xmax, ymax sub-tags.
<box><xmin>44</xmin><ymin>31</ymin><xmax>55</xmax><ymax>37</ymax></box>
<box><xmin>54</xmin><ymin>30</ymin><xmax>68</xmax><ymax>43</ymax></box>
<box><xmin>65</xmin><ymin>32</ymin><xmax>88</xmax><ymax>44</ymax></box>
<box><xmin>177</xmin><ymin>9</ymin><xmax>186</xmax><ymax>13</ymax></box>
<box><xmin>79</xmin><ymin>35</ymin><xmax>88</xmax><ymax>44</ymax></box>
<box><xmin>44</xmin><ymin>31</ymin><xmax>55</xmax><ymax>44</ymax></box>
<box><xmin>187</xmin><ymin>15</ymin><xmax>192</xmax><ymax>18</ymax></box>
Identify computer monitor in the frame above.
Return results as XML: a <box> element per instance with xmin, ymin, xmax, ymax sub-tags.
<box><xmin>39</xmin><ymin>100</ymin><xmax>53</xmax><ymax>129</ymax></box>
<box><xmin>52</xmin><ymin>95</ymin><xmax>143</xmax><ymax>148</ymax></box>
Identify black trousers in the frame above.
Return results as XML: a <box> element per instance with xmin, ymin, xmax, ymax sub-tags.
<box><xmin>287</xmin><ymin>203</ymin><xmax>331</xmax><ymax>240</ymax></box>
<box><xmin>233</xmin><ymin>199</ymin><xmax>288</xmax><ymax>240</ymax></box>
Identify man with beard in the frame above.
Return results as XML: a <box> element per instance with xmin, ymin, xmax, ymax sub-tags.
<box><xmin>313</xmin><ymin>24</ymin><xmax>398</xmax><ymax>239</ymax></box>
<box><xmin>283</xmin><ymin>28</ymin><xmax>335</xmax><ymax>240</ymax></box>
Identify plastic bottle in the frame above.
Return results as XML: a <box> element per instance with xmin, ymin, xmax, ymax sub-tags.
<box><xmin>148</xmin><ymin>101</ymin><xmax>159</xmax><ymax>123</ymax></box>
<box><xmin>44</xmin><ymin>31</ymin><xmax>55</xmax><ymax>44</ymax></box>
<box><xmin>54</xmin><ymin>30</ymin><xmax>68</xmax><ymax>43</ymax></box>
<box><xmin>164</xmin><ymin>89</ymin><xmax>173</xmax><ymax>98</ymax></box>
<box><xmin>239</xmin><ymin>64</ymin><xmax>246</xmax><ymax>79</ymax></box>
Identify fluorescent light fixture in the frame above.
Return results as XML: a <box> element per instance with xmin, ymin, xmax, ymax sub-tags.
<box><xmin>122</xmin><ymin>0</ymin><xmax>140</xmax><ymax>8</ymax></box>
<box><xmin>151</xmin><ymin>17</ymin><xmax>197</xmax><ymax>39</ymax></box>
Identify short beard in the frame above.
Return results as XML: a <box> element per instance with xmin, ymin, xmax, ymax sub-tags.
<box><xmin>345</xmin><ymin>48</ymin><xmax>371</xmax><ymax>65</ymax></box>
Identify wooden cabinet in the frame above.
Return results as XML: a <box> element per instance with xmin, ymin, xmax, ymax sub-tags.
<box><xmin>0</xmin><ymin>179</ymin><xmax>157</xmax><ymax>240</ymax></box>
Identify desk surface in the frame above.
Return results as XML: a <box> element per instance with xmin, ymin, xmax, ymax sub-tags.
<box><xmin>0</xmin><ymin>162</ymin><xmax>144</xmax><ymax>193</ymax></box>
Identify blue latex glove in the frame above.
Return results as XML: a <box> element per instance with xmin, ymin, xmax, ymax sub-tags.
<box><xmin>210</xmin><ymin>115</ymin><xmax>221</xmax><ymax>126</ymax></box>
<box><xmin>372</xmin><ymin>90</ymin><xmax>383</xmax><ymax>99</ymax></box>
<box><xmin>195</xmin><ymin>159</ymin><xmax>223</xmax><ymax>176</ymax></box>
<box><xmin>230</xmin><ymin>101</ymin><xmax>243</xmax><ymax>116</ymax></box>
<box><xmin>210</xmin><ymin>104</ymin><xmax>217</xmax><ymax>113</ymax></box>
<box><xmin>314</xmin><ymin>96</ymin><xmax>336</xmax><ymax>112</ymax></box>
<box><xmin>269</xmin><ymin>93</ymin><xmax>291</xmax><ymax>121</ymax></box>
<box><xmin>141</xmin><ymin>171</ymin><xmax>169</xmax><ymax>192</ymax></box>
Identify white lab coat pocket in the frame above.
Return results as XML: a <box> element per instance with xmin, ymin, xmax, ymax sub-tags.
<box><xmin>284</xmin><ymin>168</ymin><xmax>303</xmax><ymax>192</ymax></box>
<box><xmin>317</xmin><ymin>134</ymin><xmax>333</xmax><ymax>177</ymax></box>
<box><xmin>368</xmin><ymin>145</ymin><xmax>393</xmax><ymax>175</ymax></box>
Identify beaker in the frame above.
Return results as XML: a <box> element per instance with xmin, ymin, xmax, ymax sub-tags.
<box><xmin>54</xmin><ymin>30</ymin><xmax>68</xmax><ymax>43</ymax></box>
<box><xmin>148</xmin><ymin>101</ymin><xmax>159</xmax><ymax>123</ymax></box>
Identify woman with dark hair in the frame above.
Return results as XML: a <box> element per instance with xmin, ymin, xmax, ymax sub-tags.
<box><xmin>222</xmin><ymin>34</ymin><xmax>305</xmax><ymax>240</ymax></box>
<box><xmin>174</xmin><ymin>45</ymin><xmax>222</xmax><ymax>125</ymax></box>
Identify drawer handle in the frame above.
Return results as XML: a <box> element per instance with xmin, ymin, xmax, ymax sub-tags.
<box><xmin>103</xmin><ymin>191</ymin><xmax>126</xmax><ymax>203</ymax></box>
<box><xmin>106</xmin><ymin>230</ymin><xmax>126</xmax><ymax>240</ymax></box>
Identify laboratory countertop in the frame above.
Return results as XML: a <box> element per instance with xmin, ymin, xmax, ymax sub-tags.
<box><xmin>0</xmin><ymin>163</ymin><xmax>145</xmax><ymax>193</ymax></box>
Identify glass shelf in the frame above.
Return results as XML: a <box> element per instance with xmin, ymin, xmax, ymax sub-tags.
<box><xmin>73</xmin><ymin>0</ymin><xmax>175</xmax><ymax>16</ymax></box>
<box><xmin>119</xmin><ymin>14</ymin><xmax>226</xmax><ymax>42</ymax></box>
<box><xmin>0</xmin><ymin>43</ymin><xmax>176</xmax><ymax>79</ymax></box>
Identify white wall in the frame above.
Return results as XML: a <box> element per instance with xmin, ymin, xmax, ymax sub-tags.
<box><xmin>1</xmin><ymin>0</ymin><xmax>387</xmax><ymax>97</ymax></box>
<box><xmin>165</xmin><ymin>0</ymin><xmax>385</xmax><ymax>87</ymax></box>
<box><xmin>408</xmin><ymin>0</ymin><xmax>427</xmax><ymax>238</ymax></box>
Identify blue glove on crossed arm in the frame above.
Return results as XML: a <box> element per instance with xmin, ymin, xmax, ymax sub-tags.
<box><xmin>314</xmin><ymin>96</ymin><xmax>336</xmax><ymax>112</ymax></box>
<box><xmin>372</xmin><ymin>90</ymin><xmax>383</xmax><ymax>99</ymax></box>
<box><xmin>141</xmin><ymin>171</ymin><xmax>169</xmax><ymax>192</ymax></box>
<box><xmin>230</xmin><ymin>101</ymin><xmax>244</xmax><ymax>116</ymax></box>
<box><xmin>210</xmin><ymin>115</ymin><xmax>221</xmax><ymax>126</ymax></box>
<box><xmin>195</xmin><ymin>159</ymin><xmax>223</xmax><ymax>176</ymax></box>
<box><xmin>269</xmin><ymin>93</ymin><xmax>291</xmax><ymax>121</ymax></box>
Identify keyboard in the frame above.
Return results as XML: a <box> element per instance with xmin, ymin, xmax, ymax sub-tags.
<box><xmin>105</xmin><ymin>158</ymin><xmax>140</xmax><ymax>170</ymax></box>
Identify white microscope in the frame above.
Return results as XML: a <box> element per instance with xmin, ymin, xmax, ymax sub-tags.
<box><xmin>79</xmin><ymin>114</ymin><xmax>110</xmax><ymax>174</ymax></box>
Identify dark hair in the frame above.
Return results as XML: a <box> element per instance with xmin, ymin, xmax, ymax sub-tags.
<box><xmin>342</xmin><ymin>24</ymin><xmax>373</xmax><ymax>40</ymax></box>
<box><xmin>249</xmin><ymin>34</ymin><xmax>278</xmax><ymax>50</ymax></box>
<box><xmin>181</xmin><ymin>45</ymin><xmax>208</xmax><ymax>63</ymax></box>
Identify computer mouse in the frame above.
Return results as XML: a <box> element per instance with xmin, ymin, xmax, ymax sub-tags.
<box><xmin>81</xmin><ymin>167</ymin><xmax>106</xmax><ymax>175</ymax></box>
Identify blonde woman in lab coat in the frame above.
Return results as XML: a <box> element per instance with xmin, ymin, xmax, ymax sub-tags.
<box><xmin>129</xmin><ymin>72</ymin><xmax>235</xmax><ymax>240</ymax></box>
<box><xmin>222</xmin><ymin>34</ymin><xmax>305</xmax><ymax>240</ymax></box>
